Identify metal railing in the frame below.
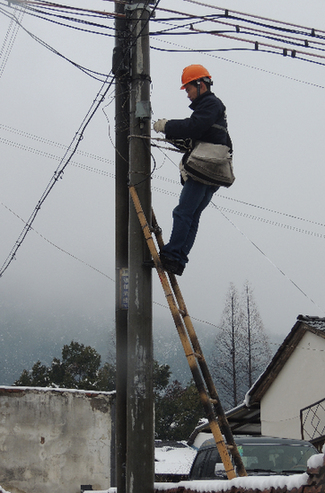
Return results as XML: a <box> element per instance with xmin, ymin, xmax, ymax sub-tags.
<box><xmin>300</xmin><ymin>397</ymin><xmax>325</xmax><ymax>443</ymax></box>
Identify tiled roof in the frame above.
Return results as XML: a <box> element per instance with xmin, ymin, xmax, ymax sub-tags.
<box><xmin>297</xmin><ymin>315</ymin><xmax>325</xmax><ymax>333</ymax></box>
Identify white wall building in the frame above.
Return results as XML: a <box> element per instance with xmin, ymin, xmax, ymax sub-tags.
<box><xmin>247</xmin><ymin>315</ymin><xmax>325</xmax><ymax>446</ymax></box>
<box><xmin>189</xmin><ymin>316</ymin><xmax>325</xmax><ymax>451</ymax></box>
<box><xmin>260</xmin><ymin>329</ymin><xmax>325</xmax><ymax>439</ymax></box>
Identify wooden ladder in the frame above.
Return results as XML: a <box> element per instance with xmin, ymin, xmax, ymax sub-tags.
<box><xmin>129</xmin><ymin>184</ymin><xmax>247</xmax><ymax>480</ymax></box>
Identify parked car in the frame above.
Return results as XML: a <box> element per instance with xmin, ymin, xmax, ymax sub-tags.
<box><xmin>189</xmin><ymin>435</ymin><xmax>318</xmax><ymax>480</ymax></box>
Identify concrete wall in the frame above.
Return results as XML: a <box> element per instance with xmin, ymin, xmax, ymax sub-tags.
<box><xmin>260</xmin><ymin>331</ymin><xmax>325</xmax><ymax>439</ymax></box>
<box><xmin>0</xmin><ymin>386</ymin><xmax>115</xmax><ymax>493</ymax></box>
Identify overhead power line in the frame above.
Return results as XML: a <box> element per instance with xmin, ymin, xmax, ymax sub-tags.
<box><xmin>0</xmin><ymin>0</ymin><xmax>161</xmax><ymax>278</ymax></box>
<box><xmin>212</xmin><ymin>200</ymin><xmax>324</xmax><ymax>315</ymax></box>
<box><xmin>1</xmin><ymin>120</ymin><xmax>324</xmax><ymax>238</ymax></box>
<box><xmin>0</xmin><ymin>200</ymin><xmax>115</xmax><ymax>282</ymax></box>
<box><xmin>189</xmin><ymin>24</ymin><xmax>325</xmax><ymax>64</ymax></box>
<box><xmin>0</xmin><ymin>4</ymin><xmax>115</xmax><ymax>81</ymax></box>
<box><xmin>0</xmin><ymin>2</ymin><xmax>25</xmax><ymax>78</ymax></box>
<box><xmin>150</xmin><ymin>2</ymin><xmax>325</xmax><ymax>67</ymax></box>
<box><xmin>181</xmin><ymin>0</ymin><xmax>325</xmax><ymax>36</ymax></box>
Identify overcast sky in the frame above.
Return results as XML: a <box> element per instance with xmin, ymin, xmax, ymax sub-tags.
<box><xmin>1</xmin><ymin>0</ymin><xmax>325</xmax><ymax>379</ymax></box>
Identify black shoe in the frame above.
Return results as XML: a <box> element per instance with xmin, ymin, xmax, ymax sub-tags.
<box><xmin>160</xmin><ymin>253</ymin><xmax>185</xmax><ymax>276</ymax></box>
<box><xmin>143</xmin><ymin>260</ymin><xmax>155</xmax><ymax>268</ymax></box>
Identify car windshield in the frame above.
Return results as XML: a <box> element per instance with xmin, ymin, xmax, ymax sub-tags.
<box><xmin>235</xmin><ymin>442</ymin><xmax>316</xmax><ymax>473</ymax></box>
<box><xmin>189</xmin><ymin>439</ymin><xmax>318</xmax><ymax>480</ymax></box>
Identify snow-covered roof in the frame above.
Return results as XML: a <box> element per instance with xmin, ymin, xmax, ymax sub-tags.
<box><xmin>155</xmin><ymin>441</ymin><xmax>196</xmax><ymax>475</ymax></box>
<box><xmin>296</xmin><ymin>315</ymin><xmax>325</xmax><ymax>332</ymax></box>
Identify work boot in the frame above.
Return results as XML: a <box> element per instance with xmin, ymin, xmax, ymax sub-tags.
<box><xmin>160</xmin><ymin>253</ymin><xmax>185</xmax><ymax>276</ymax></box>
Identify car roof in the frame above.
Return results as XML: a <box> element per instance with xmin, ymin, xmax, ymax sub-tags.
<box><xmin>198</xmin><ymin>435</ymin><xmax>317</xmax><ymax>451</ymax></box>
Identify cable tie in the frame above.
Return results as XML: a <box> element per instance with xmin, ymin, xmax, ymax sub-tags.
<box><xmin>283</xmin><ymin>48</ymin><xmax>288</xmax><ymax>56</ymax></box>
<box><xmin>291</xmin><ymin>50</ymin><xmax>296</xmax><ymax>58</ymax></box>
<box><xmin>236</xmin><ymin>25</ymin><xmax>240</xmax><ymax>33</ymax></box>
<box><xmin>254</xmin><ymin>41</ymin><xmax>258</xmax><ymax>50</ymax></box>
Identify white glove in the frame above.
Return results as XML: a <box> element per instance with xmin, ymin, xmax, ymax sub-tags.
<box><xmin>153</xmin><ymin>119</ymin><xmax>168</xmax><ymax>133</ymax></box>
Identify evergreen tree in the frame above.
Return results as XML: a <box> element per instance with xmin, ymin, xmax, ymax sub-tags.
<box><xmin>153</xmin><ymin>360</ymin><xmax>171</xmax><ymax>395</ymax></box>
<box><xmin>15</xmin><ymin>341</ymin><xmax>102</xmax><ymax>390</ymax></box>
<box><xmin>15</xmin><ymin>361</ymin><xmax>51</xmax><ymax>387</ymax></box>
<box><xmin>154</xmin><ymin>379</ymin><xmax>202</xmax><ymax>440</ymax></box>
<box><xmin>96</xmin><ymin>362</ymin><xmax>116</xmax><ymax>392</ymax></box>
<box><xmin>14</xmin><ymin>341</ymin><xmax>204</xmax><ymax>440</ymax></box>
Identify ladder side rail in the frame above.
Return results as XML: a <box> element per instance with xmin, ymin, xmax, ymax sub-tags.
<box><xmin>151</xmin><ymin>209</ymin><xmax>247</xmax><ymax>478</ymax></box>
<box><xmin>129</xmin><ymin>185</ymin><xmax>236</xmax><ymax>480</ymax></box>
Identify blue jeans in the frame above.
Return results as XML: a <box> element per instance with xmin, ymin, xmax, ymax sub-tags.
<box><xmin>161</xmin><ymin>177</ymin><xmax>219</xmax><ymax>267</ymax></box>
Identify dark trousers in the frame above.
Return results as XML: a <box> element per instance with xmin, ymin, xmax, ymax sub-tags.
<box><xmin>161</xmin><ymin>177</ymin><xmax>218</xmax><ymax>266</ymax></box>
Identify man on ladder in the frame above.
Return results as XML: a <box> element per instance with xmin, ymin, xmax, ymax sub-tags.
<box><xmin>153</xmin><ymin>64</ymin><xmax>233</xmax><ymax>276</ymax></box>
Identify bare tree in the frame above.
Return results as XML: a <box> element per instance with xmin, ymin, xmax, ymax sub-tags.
<box><xmin>213</xmin><ymin>283</ymin><xmax>246</xmax><ymax>409</ymax></box>
<box><xmin>212</xmin><ymin>282</ymin><xmax>271</xmax><ymax>410</ymax></box>
<box><xmin>242</xmin><ymin>281</ymin><xmax>271</xmax><ymax>389</ymax></box>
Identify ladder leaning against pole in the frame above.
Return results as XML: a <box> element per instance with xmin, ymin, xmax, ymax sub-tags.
<box><xmin>129</xmin><ymin>185</ymin><xmax>247</xmax><ymax>480</ymax></box>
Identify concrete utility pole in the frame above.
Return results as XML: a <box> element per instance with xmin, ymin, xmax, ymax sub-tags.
<box><xmin>113</xmin><ymin>1</ymin><xmax>130</xmax><ymax>492</ymax></box>
<box><xmin>127</xmin><ymin>1</ymin><xmax>154</xmax><ymax>492</ymax></box>
<box><xmin>114</xmin><ymin>1</ymin><xmax>153</xmax><ymax>491</ymax></box>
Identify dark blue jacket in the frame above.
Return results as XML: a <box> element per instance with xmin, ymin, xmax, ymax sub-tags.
<box><xmin>165</xmin><ymin>91</ymin><xmax>231</xmax><ymax>149</ymax></box>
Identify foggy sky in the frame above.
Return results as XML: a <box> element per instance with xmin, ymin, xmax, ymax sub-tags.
<box><xmin>1</xmin><ymin>0</ymin><xmax>325</xmax><ymax>383</ymax></box>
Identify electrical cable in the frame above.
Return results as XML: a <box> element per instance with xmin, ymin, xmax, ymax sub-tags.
<box><xmin>210</xmin><ymin>200</ymin><xmax>324</xmax><ymax>314</ymax></box>
<box><xmin>0</xmin><ymin>123</ymin><xmax>114</xmax><ymax>165</ymax></box>
<box><xmin>151</xmin><ymin>182</ymin><xmax>325</xmax><ymax>240</ymax></box>
<box><xmin>2</xmin><ymin>121</ymin><xmax>324</xmax><ymax>238</ymax></box>
<box><xmin>14</xmin><ymin>4</ymin><xmax>117</xmax><ymax>37</ymax></box>
<box><xmin>0</xmin><ymin>6</ymin><xmax>114</xmax><ymax>81</ymax></box>
<box><xmin>2</xmin><ymin>0</ymin><xmax>120</xmax><ymax>20</ymax></box>
<box><xmin>0</xmin><ymin>136</ymin><xmax>115</xmax><ymax>177</ymax></box>
<box><xmin>189</xmin><ymin>24</ymin><xmax>325</xmax><ymax>63</ymax></box>
<box><xmin>5</xmin><ymin>194</ymin><xmax>316</xmax><ymax>351</ymax></box>
<box><xmin>3</xmin><ymin>0</ymin><xmax>325</xmax><ymax>83</ymax></box>
<box><xmin>181</xmin><ymin>0</ymin><xmax>325</xmax><ymax>36</ymax></box>
<box><xmin>0</xmin><ymin>200</ymin><xmax>115</xmax><ymax>282</ymax></box>
<box><xmin>1</xmin><ymin>0</ymin><xmax>323</xmax><ymax>316</ymax></box>
<box><xmin>0</xmin><ymin>0</ymin><xmax>161</xmax><ymax>278</ymax></box>
<box><xmin>150</xmin><ymin>2</ymin><xmax>325</xmax><ymax>73</ymax></box>
<box><xmin>149</xmin><ymin>35</ymin><xmax>325</xmax><ymax>89</ymax></box>
<box><xmin>0</xmin><ymin>3</ymin><xmax>25</xmax><ymax>78</ymax></box>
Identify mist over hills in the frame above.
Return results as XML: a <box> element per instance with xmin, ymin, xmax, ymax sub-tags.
<box><xmin>0</xmin><ymin>296</ymin><xmax>281</xmax><ymax>389</ymax></box>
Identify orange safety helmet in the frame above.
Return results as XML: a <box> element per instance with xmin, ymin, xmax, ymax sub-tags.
<box><xmin>181</xmin><ymin>64</ymin><xmax>212</xmax><ymax>89</ymax></box>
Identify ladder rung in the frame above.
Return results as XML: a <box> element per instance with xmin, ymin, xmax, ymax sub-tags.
<box><xmin>129</xmin><ymin>185</ymin><xmax>247</xmax><ymax>480</ymax></box>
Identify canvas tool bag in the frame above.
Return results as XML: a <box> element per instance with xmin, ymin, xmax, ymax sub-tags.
<box><xmin>184</xmin><ymin>125</ymin><xmax>235</xmax><ymax>187</ymax></box>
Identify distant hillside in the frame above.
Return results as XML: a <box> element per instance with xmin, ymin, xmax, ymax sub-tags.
<box><xmin>0</xmin><ymin>302</ymin><xmax>280</xmax><ymax>391</ymax></box>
